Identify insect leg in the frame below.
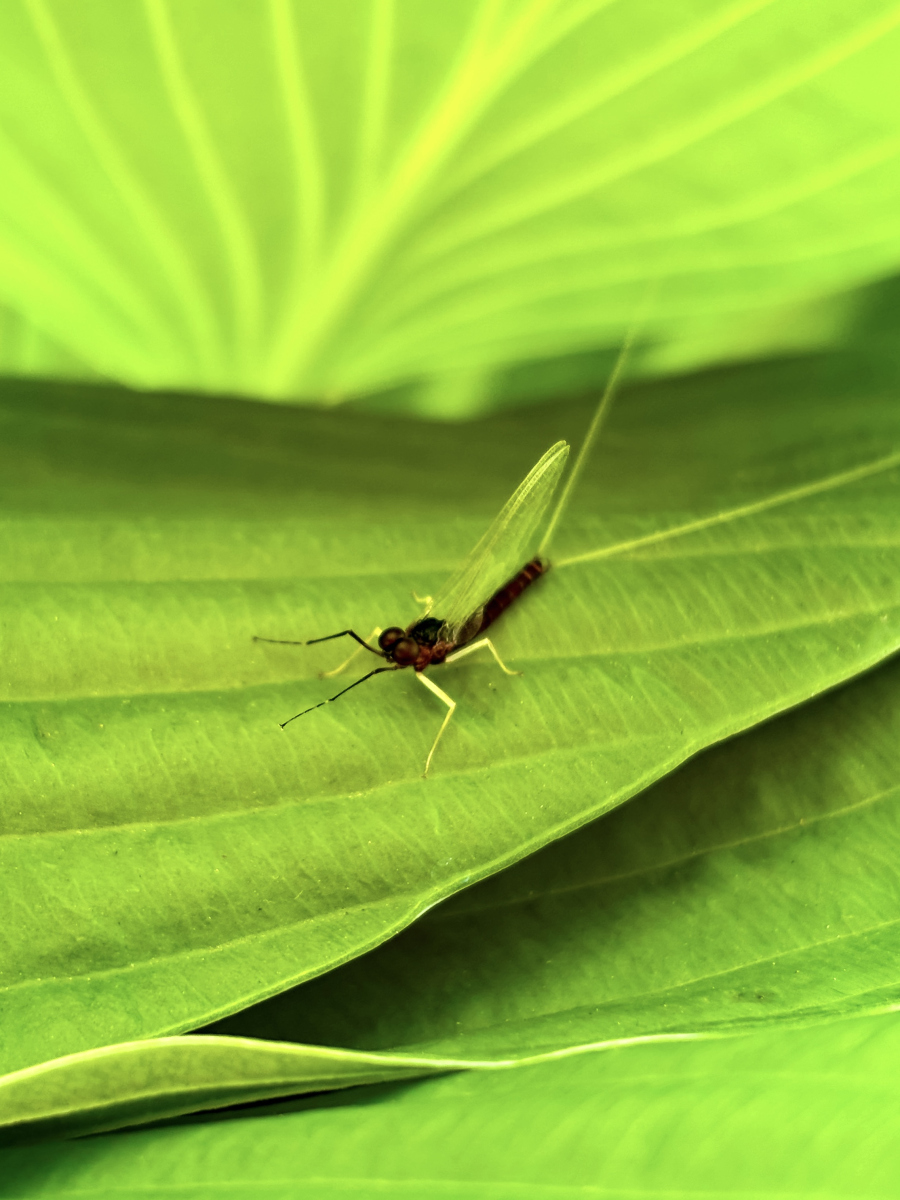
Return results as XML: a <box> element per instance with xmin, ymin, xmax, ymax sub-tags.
<box><xmin>322</xmin><ymin>627</ymin><xmax>382</xmax><ymax>678</ymax></box>
<box><xmin>445</xmin><ymin>638</ymin><xmax>522</xmax><ymax>677</ymax></box>
<box><xmin>416</xmin><ymin>671</ymin><xmax>456</xmax><ymax>777</ymax></box>
<box><xmin>411</xmin><ymin>591</ymin><xmax>434</xmax><ymax>611</ymax></box>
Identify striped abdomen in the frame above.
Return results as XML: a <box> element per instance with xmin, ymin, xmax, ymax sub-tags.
<box><xmin>476</xmin><ymin>557</ymin><xmax>547</xmax><ymax>637</ymax></box>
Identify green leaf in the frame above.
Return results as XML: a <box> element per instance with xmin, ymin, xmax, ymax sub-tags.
<box><xmin>2</xmin><ymin>1</ymin><xmax>900</xmax><ymax>401</ymax></box>
<box><xmin>3</xmin><ymin>353</ymin><xmax>900</xmax><ymax>1079</ymax></box>
<box><xmin>225</xmin><ymin>649</ymin><xmax>900</xmax><ymax>1060</ymax></box>
<box><xmin>6</xmin><ymin>1014</ymin><xmax>900</xmax><ymax>1193</ymax></box>
<box><xmin>0</xmin><ymin>1037</ymin><xmax>443</xmax><ymax>1146</ymax></box>
<box><xmin>7</xmin><ymin>641</ymin><xmax>900</xmax><ymax>1142</ymax></box>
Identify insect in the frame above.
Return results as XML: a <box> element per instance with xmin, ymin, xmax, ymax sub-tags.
<box><xmin>255</xmin><ymin>440</ymin><xmax>570</xmax><ymax>775</ymax></box>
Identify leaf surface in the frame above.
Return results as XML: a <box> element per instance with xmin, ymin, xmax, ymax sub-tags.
<box><xmin>6</xmin><ymin>1014</ymin><xmax>900</xmax><ymax>1195</ymax></box>
<box><xmin>2</xmin><ymin>354</ymin><xmax>900</xmax><ymax>1077</ymax></box>
<box><xmin>228</xmin><ymin>650</ymin><xmax>900</xmax><ymax>1060</ymax></box>
<box><xmin>7</xmin><ymin>640</ymin><xmax>900</xmax><ymax>1139</ymax></box>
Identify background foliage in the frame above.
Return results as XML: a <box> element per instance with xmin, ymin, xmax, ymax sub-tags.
<box><xmin>2</xmin><ymin>1</ymin><xmax>900</xmax><ymax>1195</ymax></box>
<box><xmin>2</xmin><ymin>0</ymin><xmax>900</xmax><ymax>409</ymax></box>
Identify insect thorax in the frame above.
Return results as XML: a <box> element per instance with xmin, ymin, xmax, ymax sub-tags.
<box><xmin>407</xmin><ymin>616</ymin><xmax>444</xmax><ymax>647</ymax></box>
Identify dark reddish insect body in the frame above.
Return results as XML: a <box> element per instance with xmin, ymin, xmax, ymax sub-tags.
<box><xmin>379</xmin><ymin>557</ymin><xmax>547</xmax><ymax>671</ymax></box>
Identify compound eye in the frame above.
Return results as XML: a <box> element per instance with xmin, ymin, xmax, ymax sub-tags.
<box><xmin>391</xmin><ymin>638</ymin><xmax>419</xmax><ymax>666</ymax></box>
<box><xmin>378</xmin><ymin>627</ymin><xmax>405</xmax><ymax>651</ymax></box>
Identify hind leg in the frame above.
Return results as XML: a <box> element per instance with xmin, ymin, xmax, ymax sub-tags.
<box><xmin>445</xmin><ymin>637</ymin><xmax>521</xmax><ymax>676</ymax></box>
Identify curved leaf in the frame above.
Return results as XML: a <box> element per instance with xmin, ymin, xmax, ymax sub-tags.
<box><xmin>226</xmin><ymin>649</ymin><xmax>900</xmax><ymax>1059</ymax></box>
<box><xmin>8</xmin><ymin>642</ymin><xmax>900</xmax><ymax>1140</ymax></box>
<box><xmin>0</xmin><ymin>1037</ymin><xmax>439</xmax><ymax>1146</ymax></box>
<box><xmin>2</xmin><ymin>354</ymin><xmax>900</xmax><ymax>1076</ymax></box>
<box><xmin>5</xmin><ymin>1015</ymin><xmax>900</xmax><ymax>1193</ymax></box>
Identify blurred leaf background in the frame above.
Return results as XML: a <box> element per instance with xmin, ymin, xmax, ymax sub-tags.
<box><xmin>3</xmin><ymin>0</ymin><xmax>900</xmax><ymax>409</ymax></box>
<box><xmin>3</xmin><ymin>1</ymin><xmax>900</xmax><ymax>1194</ymax></box>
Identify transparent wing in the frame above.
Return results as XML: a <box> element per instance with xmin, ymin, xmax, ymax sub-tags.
<box><xmin>430</xmin><ymin>440</ymin><xmax>570</xmax><ymax>642</ymax></box>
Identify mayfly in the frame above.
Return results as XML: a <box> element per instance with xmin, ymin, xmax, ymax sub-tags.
<box><xmin>255</xmin><ymin>440</ymin><xmax>570</xmax><ymax>775</ymax></box>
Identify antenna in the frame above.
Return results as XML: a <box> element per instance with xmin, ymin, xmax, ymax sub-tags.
<box><xmin>280</xmin><ymin>665</ymin><xmax>398</xmax><ymax>728</ymax></box>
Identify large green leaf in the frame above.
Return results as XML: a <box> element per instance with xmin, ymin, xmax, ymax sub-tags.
<box><xmin>2</xmin><ymin>352</ymin><xmax>900</xmax><ymax>1079</ymax></box>
<box><xmin>6</xmin><ymin>641</ymin><xmax>900</xmax><ymax>1142</ymax></box>
<box><xmin>2</xmin><ymin>1</ymin><xmax>900</xmax><ymax>403</ymax></box>
<box><xmin>5</xmin><ymin>1013</ymin><xmax>900</xmax><ymax>1194</ymax></box>
<box><xmin>213</xmin><ymin>649</ymin><xmax>900</xmax><ymax>1058</ymax></box>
